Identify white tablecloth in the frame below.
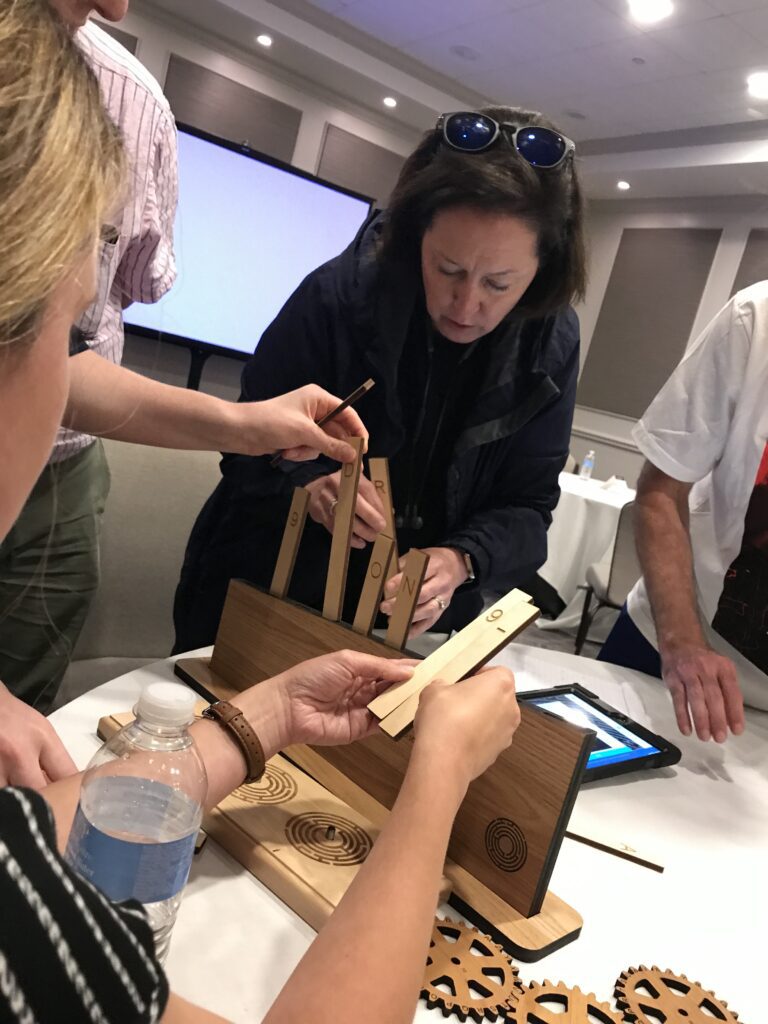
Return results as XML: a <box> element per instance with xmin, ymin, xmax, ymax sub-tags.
<box><xmin>48</xmin><ymin>645</ymin><xmax>766</xmax><ymax>1022</ymax></box>
<box><xmin>538</xmin><ymin>472</ymin><xmax>635</xmax><ymax>634</ymax></box>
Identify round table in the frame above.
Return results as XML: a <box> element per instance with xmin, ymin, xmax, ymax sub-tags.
<box><xmin>538</xmin><ymin>472</ymin><xmax>635</xmax><ymax>636</ymax></box>
<box><xmin>49</xmin><ymin>645</ymin><xmax>766</xmax><ymax>1023</ymax></box>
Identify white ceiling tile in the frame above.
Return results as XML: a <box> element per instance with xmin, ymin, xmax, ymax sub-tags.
<box><xmin>594</xmin><ymin>0</ymin><xmax>721</xmax><ymax>25</ymax></box>
<box><xmin>336</xmin><ymin>0</ymin><xmax>513</xmax><ymax>48</ymax></box>
<box><xmin>507</xmin><ymin>0</ymin><xmax>640</xmax><ymax>52</ymax></box>
<box><xmin>731</xmin><ymin>6</ymin><xmax>768</xmax><ymax>45</ymax></box>
<box><xmin>572</xmin><ymin>31</ymin><xmax>699</xmax><ymax>83</ymax></box>
<box><xmin>705</xmin><ymin>0</ymin><xmax>768</xmax><ymax>12</ymax></box>
<box><xmin>457</xmin><ymin>49</ymin><xmax>602</xmax><ymax>101</ymax></box>
<box><xmin>648</xmin><ymin>13</ymin><xmax>768</xmax><ymax>71</ymax></box>
<box><xmin>401</xmin><ymin>11</ymin><xmax>557</xmax><ymax>73</ymax></box>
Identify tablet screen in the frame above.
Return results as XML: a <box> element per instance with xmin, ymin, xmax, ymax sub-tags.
<box><xmin>525</xmin><ymin>692</ymin><xmax>660</xmax><ymax>769</ymax></box>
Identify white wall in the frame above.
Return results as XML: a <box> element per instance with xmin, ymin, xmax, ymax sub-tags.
<box><xmin>570</xmin><ymin>194</ymin><xmax>768</xmax><ymax>486</ymax></box>
<box><xmin>106</xmin><ymin>6</ymin><xmax>417</xmax><ymax>176</ymax></box>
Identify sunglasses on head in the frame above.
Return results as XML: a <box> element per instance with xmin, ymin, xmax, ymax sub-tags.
<box><xmin>436</xmin><ymin>112</ymin><xmax>575</xmax><ymax>169</ymax></box>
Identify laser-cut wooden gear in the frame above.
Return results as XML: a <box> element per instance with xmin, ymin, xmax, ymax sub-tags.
<box><xmin>421</xmin><ymin>917</ymin><xmax>522</xmax><ymax>1021</ymax></box>
<box><xmin>508</xmin><ymin>980</ymin><xmax>623</xmax><ymax>1023</ymax></box>
<box><xmin>614</xmin><ymin>966</ymin><xmax>740</xmax><ymax>1024</ymax></box>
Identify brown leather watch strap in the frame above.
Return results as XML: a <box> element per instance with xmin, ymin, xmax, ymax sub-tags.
<box><xmin>202</xmin><ymin>700</ymin><xmax>266</xmax><ymax>783</ymax></box>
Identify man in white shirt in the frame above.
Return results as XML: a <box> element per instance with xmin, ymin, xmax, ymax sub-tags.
<box><xmin>598</xmin><ymin>281</ymin><xmax>768</xmax><ymax>743</ymax></box>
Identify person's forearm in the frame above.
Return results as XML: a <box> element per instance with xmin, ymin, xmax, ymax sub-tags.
<box><xmin>46</xmin><ymin>678</ymin><xmax>289</xmax><ymax>853</ymax></box>
<box><xmin>65</xmin><ymin>351</ymin><xmax>250</xmax><ymax>452</ymax></box>
<box><xmin>635</xmin><ymin>466</ymin><xmax>703</xmax><ymax>654</ymax></box>
<box><xmin>264</xmin><ymin>748</ymin><xmax>466</xmax><ymax>1024</ymax></box>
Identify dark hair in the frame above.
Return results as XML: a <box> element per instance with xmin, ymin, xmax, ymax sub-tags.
<box><xmin>380</xmin><ymin>106</ymin><xmax>586</xmax><ymax>317</ymax></box>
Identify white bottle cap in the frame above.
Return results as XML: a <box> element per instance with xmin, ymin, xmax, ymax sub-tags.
<box><xmin>136</xmin><ymin>682</ymin><xmax>197</xmax><ymax>728</ymax></box>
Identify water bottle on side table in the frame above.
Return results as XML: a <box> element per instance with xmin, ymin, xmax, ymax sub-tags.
<box><xmin>579</xmin><ymin>449</ymin><xmax>596</xmax><ymax>480</ymax></box>
<box><xmin>65</xmin><ymin>682</ymin><xmax>207</xmax><ymax>963</ymax></box>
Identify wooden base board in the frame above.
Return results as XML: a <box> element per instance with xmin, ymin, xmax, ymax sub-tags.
<box><xmin>286</xmin><ymin>743</ymin><xmax>582</xmax><ymax>961</ymax></box>
<box><xmin>96</xmin><ymin>711</ymin><xmax>451</xmax><ymax>931</ymax></box>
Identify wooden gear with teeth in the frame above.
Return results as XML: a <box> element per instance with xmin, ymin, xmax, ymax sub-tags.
<box><xmin>421</xmin><ymin>917</ymin><xmax>522</xmax><ymax>1021</ymax></box>
<box><xmin>508</xmin><ymin>981</ymin><xmax>624</xmax><ymax>1023</ymax></box>
<box><xmin>614</xmin><ymin>966</ymin><xmax>740</xmax><ymax>1024</ymax></box>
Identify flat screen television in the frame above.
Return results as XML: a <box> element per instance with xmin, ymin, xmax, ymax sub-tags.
<box><xmin>124</xmin><ymin>123</ymin><xmax>373</xmax><ymax>361</ymax></box>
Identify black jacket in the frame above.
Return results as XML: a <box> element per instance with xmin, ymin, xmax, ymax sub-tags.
<box><xmin>173</xmin><ymin>213</ymin><xmax>579</xmax><ymax>649</ymax></box>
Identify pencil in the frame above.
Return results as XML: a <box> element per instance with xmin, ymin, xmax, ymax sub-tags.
<box><xmin>269</xmin><ymin>378</ymin><xmax>375</xmax><ymax>467</ymax></box>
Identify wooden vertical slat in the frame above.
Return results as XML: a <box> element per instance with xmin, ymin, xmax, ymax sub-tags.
<box><xmin>270</xmin><ymin>488</ymin><xmax>310</xmax><ymax>599</ymax></box>
<box><xmin>384</xmin><ymin>548</ymin><xmax>430</xmax><ymax>650</ymax></box>
<box><xmin>368</xmin><ymin>457</ymin><xmax>399</xmax><ymax>582</ymax></box>
<box><xmin>322</xmin><ymin>438</ymin><xmax>364</xmax><ymax>621</ymax></box>
<box><xmin>351</xmin><ymin>534</ymin><xmax>395</xmax><ymax>636</ymax></box>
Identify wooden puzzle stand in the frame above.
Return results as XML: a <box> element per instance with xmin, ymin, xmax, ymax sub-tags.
<box><xmin>175</xmin><ymin>443</ymin><xmax>593</xmax><ymax>961</ymax></box>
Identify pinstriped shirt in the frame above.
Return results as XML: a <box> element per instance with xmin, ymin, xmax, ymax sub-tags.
<box><xmin>54</xmin><ymin>20</ymin><xmax>178</xmax><ymax>463</ymax></box>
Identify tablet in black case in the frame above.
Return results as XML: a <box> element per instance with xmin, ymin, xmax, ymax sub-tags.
<box><xmin>520</xmin><ymin>683</ymin><xmax>681</xmax><ymax>782</ymax></box>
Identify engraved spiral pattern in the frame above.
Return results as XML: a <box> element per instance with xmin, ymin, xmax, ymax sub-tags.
<box><xmin>485</xmin><ymin>817</ymin><xmax>528</xmax><ymax>872</ymax></box>
<box><xmin>232</xmin><ymin>764</ymin><xmax>298</xmax><ymax>805</ymax></box>
<box><xmin>285</xmin><ymin>812</ymin><xmax>372</xmax><ymax>865</ymax></box>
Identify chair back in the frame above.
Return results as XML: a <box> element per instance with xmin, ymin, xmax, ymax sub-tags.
<box><xmin>606</xmin><ymin>501</ymin><xmax>641</xmax><ymax>607</ymax></box>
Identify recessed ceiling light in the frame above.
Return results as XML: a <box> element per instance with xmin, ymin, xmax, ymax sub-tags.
<box><xmin>617</xmin><ymin>180</ymin><xmax>631</xmax><ymax>191</ymax></box>
<box><xmin>256</xmin><ymin>34</ymin><xmax>273</xmax><ymax>47</ymax></box>
<box><xmin>628</xmin><ymin>0</ymin><xmax>673</xmax><ymax>25</ymax></box>
<box><xmin>747</xmin><ymin>71</ymin><xmax>768</xmax><ymax>100</ymax></box>
<box><xmin>383</xmin><ymin>96</ymin><xmax>397</xmax><ymax>108</ymax></box>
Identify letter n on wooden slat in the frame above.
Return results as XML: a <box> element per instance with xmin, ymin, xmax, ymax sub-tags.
<box><xmin>384</xmin><ymin>548</ymin><xmax>429</xmax><ymax>650</ymax></box>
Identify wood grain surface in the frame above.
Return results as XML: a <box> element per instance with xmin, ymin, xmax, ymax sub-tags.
<box><xmin>367</xmin><ymin>457</ymin><xmax>398</xmax><ymax>581</ymax></box>
<box><xmin>351</xmin><ymin>533</ymin><xmax>395</xmax><ymax>636</ymax></box>
<box><xmin>384</xmin><ymin>548</ymin><xmax>430</xmax><ymax>650</ymax></box>
<box><xmin>322</xmin><ymin>436</ymin><xmax>364</xmax><ymax>622</ymax></box>
<box><xmin>270</xmin><ymin>487</ymin><xmax>310</xmax><ymax>599</ymax></box>
<box><xmin>191</xmin><ymin>583</ymin><xmax>592</xmax><ymax>919</ymax></box>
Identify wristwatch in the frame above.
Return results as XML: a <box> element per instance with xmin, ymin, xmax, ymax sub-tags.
<box><xmin>457</xmin><ymin>549</ymin><xmax>476</xmax><ymax>583</ymax></box>
<box><xmin>202</xmin><ymin>700</ymin><xmax>266</xmax><ymax>783</ymax></box>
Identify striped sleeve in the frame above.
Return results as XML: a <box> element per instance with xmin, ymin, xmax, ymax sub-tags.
<box><xmin>0</xmin><ymin>788</ymin><xmax>168</xmax><ymax>1024</ymax></box>
<box><xmin>117</xmin><ymin>103</ymin><xmax>178</xmax><ymax>308</ymax></box>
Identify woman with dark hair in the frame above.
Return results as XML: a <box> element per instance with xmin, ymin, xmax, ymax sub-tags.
<box><xmin>173</xmin><ymin>107</ymin><xmax>586</xmax><ymax>650</ymax></box>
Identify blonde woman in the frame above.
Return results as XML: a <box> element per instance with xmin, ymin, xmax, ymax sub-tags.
<box><xmin>0</xmin><ymin>4</ymin><xmax>520</xmax><ymax>1021</ymax></box>
<box><xmin>0</xmin><ymin>0</ymin><xmax>369</xmax><ymax>786</ymax></box>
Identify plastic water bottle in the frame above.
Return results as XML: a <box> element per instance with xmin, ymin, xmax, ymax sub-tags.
<box><xmin>579</xmin><ymin>449</ymin><xmax>596</xmax><ymax>480</ymax></box>
<box><xmin>65</xmin><ymin>682</ymin><xmax>207</xmax><ymax>963</ymax></box>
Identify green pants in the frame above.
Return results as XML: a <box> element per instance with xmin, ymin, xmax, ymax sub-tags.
<box><xmin>0</xmin><ymin>441</ymin><xmax>110</xmax><ymax>712</ymax></box>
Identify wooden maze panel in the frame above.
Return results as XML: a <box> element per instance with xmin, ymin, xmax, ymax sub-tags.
<box><xmin>209</xmin><ymin>580</ymin><xmax>406</xmax><ymax>689</ymax></box>
<box><xmin>314</xmin><ymin>705</ymin><xmax>590</xmax><ymax>918</ymax></box>
<box><xmin>202</xmin><ymin>582</ymin><xmax>592</xmax><ymax>918</ymax></box>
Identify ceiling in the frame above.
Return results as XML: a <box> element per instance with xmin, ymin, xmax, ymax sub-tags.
<box><xmin>139</xmin><ymin>0</ymin><xmax>768</xmax><ymax>198</ymax></box>
<box><xmin>296</xmin><ymin>0</ymin><xmax>768</xmax><ymax>140</ymax></box>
